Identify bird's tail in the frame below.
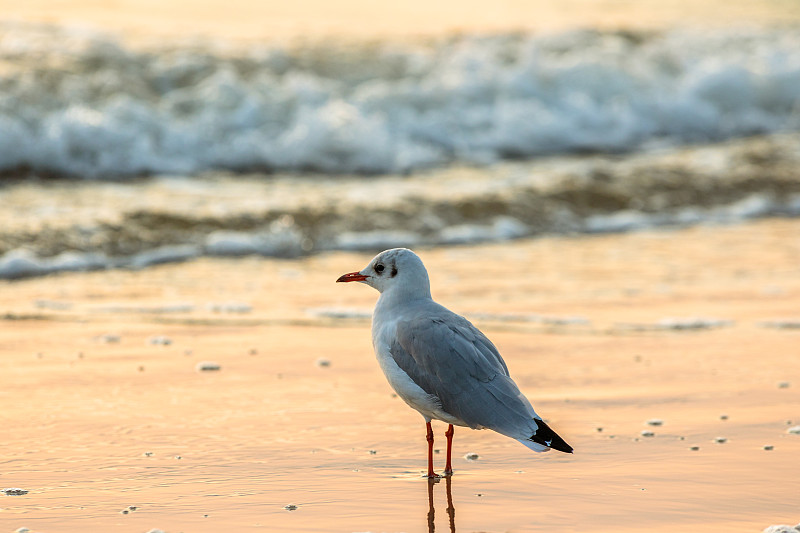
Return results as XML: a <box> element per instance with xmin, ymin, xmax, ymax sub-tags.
<box><xmin>520</xmin><ymin>418</ymin><xmax>573</xmax><ymax>454</ymax></box>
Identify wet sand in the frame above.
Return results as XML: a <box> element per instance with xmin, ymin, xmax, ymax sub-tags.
<box><xmin>1</xmin><ymin>218</ymin><xmax>799</xmax><ymax>532</ymax></box>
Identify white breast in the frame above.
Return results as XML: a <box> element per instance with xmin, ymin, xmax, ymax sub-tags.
<box><xmin>372</xmin><ymin>313</ymin><xmax>465</xmax><ymax>426</ymax></box>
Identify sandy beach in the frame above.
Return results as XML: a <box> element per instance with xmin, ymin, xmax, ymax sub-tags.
<box><xmin>2</xmin><ymin>0</ymin><xmax>800</xmax><ymax>43</ymax></box>
<box><xmin>1</xmin><ymin>218</ymin><xmax>799</xmax><ymax>532</ymax></box>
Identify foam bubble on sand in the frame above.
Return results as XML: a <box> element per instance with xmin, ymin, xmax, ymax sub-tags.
<box><xmin>657</xmin><ymin>317</ymin><xmax>734</xmax><ymax>330</ymax></box>
<box><xmin>195</xmin><ymin>361</ymin><xmax>221</xmax><ymax>372</ymax></box>
<box><xmin>148</xmin><ymin>336</ymin><xmax>173</xmax><ymax>345</ymax></box>
<box><xmin>787</xmin><ymin>426</ymin><xmax>800</xmax><ymax>435</ymax></box>
<box><xmin>760</xmin><ymin>320</ymin><xmax>800</xmax><ymax>330</ymax></box>
<box><xmin>34</xmin><ymin>299</ymin><xmax>73</xmax><ymax>310</ymax></box>
<box><xmin>468</xmin><ymin>312</ymin><xmax>590</xmax><ymax>326</ymax></box>
<box><xmin>96</xmin><ymin>304</ymin><xmax>195</xmax><ymax>314</ymax></box>
<box><xmin>207</xmin><ymin>302</ymin><xmax>253</xmax><ymax>313</ymax></box>
<box><xmin>617</xmin><ymin>317</ymin><xmax>734</xmax><ymax>331</ymax></box>
<box><xmin>464</xmin><ymin>452</ymin><xmax>480</xmax><ymax>461</ymax></box>
<box><xmin>2</xmin><ymin>488</ymin><xmax>28</xmax><ymax>495</ymax></box>
<box><xmin>306</xmin><ymin>307</ymin><xmax>373</xmax><ymax>320</ymax></box>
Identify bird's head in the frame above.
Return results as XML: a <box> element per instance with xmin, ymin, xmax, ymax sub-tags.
<box><xmin>336</xmin><ymin>248</ymin><xmax>431</xmax><ymax>299</ymax></box>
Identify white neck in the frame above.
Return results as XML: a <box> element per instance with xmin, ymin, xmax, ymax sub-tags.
<box><xmin>374</xmin><ymin>276</ymin><xmax>432</xmax><ymax>316</ymax></box>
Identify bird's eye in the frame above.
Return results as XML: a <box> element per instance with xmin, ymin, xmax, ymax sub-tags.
<box><xmin>375</xmin><ymin>264</ymin><xmax>385</xmax><ymax>274</ymax></box>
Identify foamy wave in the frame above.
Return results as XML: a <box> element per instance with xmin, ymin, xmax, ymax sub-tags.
<box><xmin>2</xmin><ymin>131</ymin><xmax>800</xmax><ymax>279</ymax></box>
<box><xmin>3</xmin><ymin>191</ymin><xmax>798</xmax><ymax>279</ymax></box>
<box><xmin>763</xmin><ymin>524</ymin><xmax>800</xmax><ymax>533</ymax></box>
<box><xmin>1</xmin><ymin>23</ymin><xmax>799</xmax><ymax>178</ymax></box>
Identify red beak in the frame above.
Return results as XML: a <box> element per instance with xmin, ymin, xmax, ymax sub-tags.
<box><xmin>336</xmin><ymin>271</ymin><xmax>369</xmax><ymax>283</ymax></box>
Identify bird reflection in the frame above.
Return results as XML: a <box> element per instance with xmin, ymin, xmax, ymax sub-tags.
<box><xmin>426</xmin><ymin>475</ymin><xmax>456</xmax><ymax>533</ymax></box>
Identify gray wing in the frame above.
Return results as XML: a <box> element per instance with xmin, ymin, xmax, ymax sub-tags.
<box><xmin>389</xmin><ymin>308</ymin><xmax>536</xmax><ymax>436</ymax></box>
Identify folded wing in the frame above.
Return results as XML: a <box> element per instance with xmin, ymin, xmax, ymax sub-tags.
<box><xmin>389</xmin><ymin>306</ymin><xmax>540</xmax><ymax>440</ymax></box>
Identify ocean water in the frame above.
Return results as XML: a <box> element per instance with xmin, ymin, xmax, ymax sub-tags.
<box><xmin>2</xmin><ymin>22</ymin><xmax>800</xmax><ymax>177</ymax></box>
<box><xmin>1</xmin><ymin>21</ymin><xmax>800</xmax><ymax>278</ymax></box>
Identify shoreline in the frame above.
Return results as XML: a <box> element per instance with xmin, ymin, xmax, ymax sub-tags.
<box><xmin>2</xmin><ymin>133</ymin><xmax>799</xmax><ymax>280</ymax></box>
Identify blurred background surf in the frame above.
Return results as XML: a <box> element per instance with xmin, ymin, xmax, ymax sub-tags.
<box><xmin>1</xmin><ymin>0</ymin><xmax>799</xmax><ymax>279</ymax></box>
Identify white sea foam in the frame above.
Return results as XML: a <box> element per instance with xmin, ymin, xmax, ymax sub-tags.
<box><xmin>439</xmin><ymin>217</ymin><xmax>528</xmax><ymax>244</ymax></box>
<box><xmin>1</xmin><ymin>187</ymin><xmax>798</xmax><ymax>278</ymax></box>
<box><xmin>763</xmin><ymin>525</ymin><xmax>800</xmax><ymax>533</ymax></box>
<box><xmin>1</xmin><ymin>23</ymin><xmax>799</xmax><ymax>178</ymax></box>
<box><xmin>0</xmin><ymin>250</ymin><xmax>43</xmax><ymax>279</ymax></box>
<box><xmin>586</xmin><ymin>193</ymin><xmax>800</xmax><ymax>234</ymax></box>
<box><xmin>332</xmin><ymin>230</ymin><xmax>423</xmax><ymax>251</ymax></box>
<box><xmin>1</xmin><ymin>25</ymin><xmax>798</xmax><ymax>282</ymax></box>
<box><xmin>0</xmin><ymin>249</ymin><xmax>109</xmax><ymax>279</ymax></box>
<box><xmin>205</xmin><ymin>223</ymin><xmax>307</xmax><ymax>257</ymax></box>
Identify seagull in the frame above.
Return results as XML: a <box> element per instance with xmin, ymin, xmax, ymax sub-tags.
<box><xmin>337</xmin><ymin>248</ymin><xmax>572</xmax><ymax>478</ymax></box>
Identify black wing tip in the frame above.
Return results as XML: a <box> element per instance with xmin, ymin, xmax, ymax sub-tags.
<box><xmin>531</xmin><ymin>418</ymin><xmax>574</xmax><ymax>454</ymax></box>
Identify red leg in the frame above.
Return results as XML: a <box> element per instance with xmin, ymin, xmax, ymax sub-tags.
<box><xmin>425</xmin><ymin>421</ymin><xmax>438</xmax><ymax>478</ymax></box>
<box><xmin>443</xmin><ymin>424</ymin><xmax>454</xmax><ymax>476</ymax></box>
